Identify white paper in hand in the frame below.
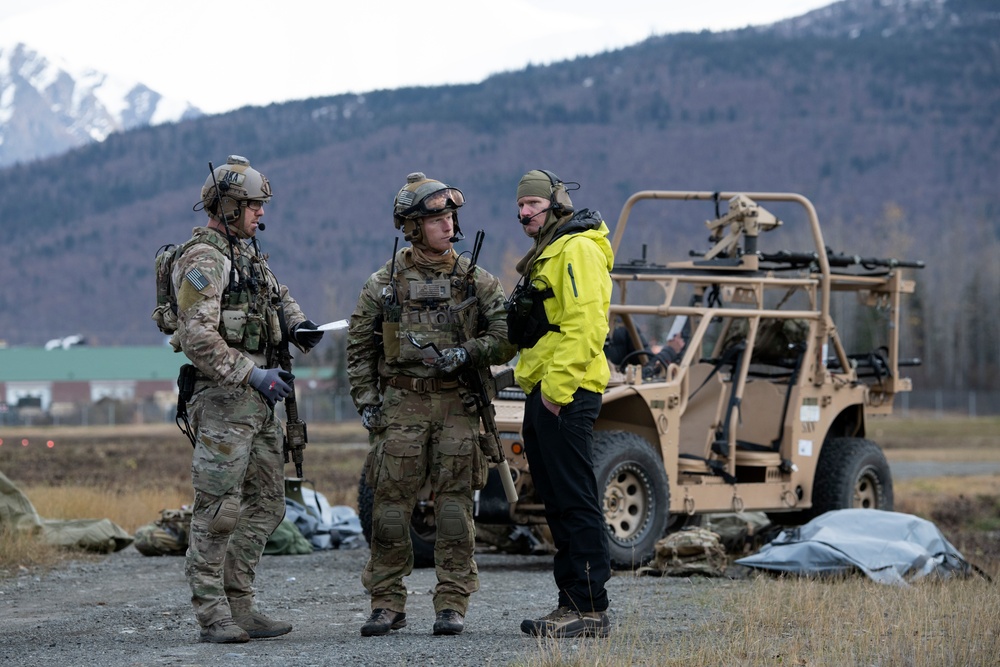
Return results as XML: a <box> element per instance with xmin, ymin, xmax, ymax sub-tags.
<box><xmin>295</xmin><ymin>319</ymin><xmax>348</xmax><ymax>333</ymax></box>
<box><xmin>666</xmin><ymin>316</ymin><xmax>687</xmax><ymax>341</ymax></box>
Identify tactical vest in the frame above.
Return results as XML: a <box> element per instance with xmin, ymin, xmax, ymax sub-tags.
<box><xmin>153</xmin><ymin>231</ymin><xmax>281</xmax><ymax>357</ymax></box>
<box><xmin>379</xmin><ymin>260</ymin><xmax>479</xmax><ymax>365</ymax></box>
<box><xmin>216</xmin><ymin>245</ymin><xmax>283</xmax><ymax>356</ymax></box>
<box><xmin>506</xmin><ymin>278</ymin><xmax>559</xmax><ymax>349</ymax></box>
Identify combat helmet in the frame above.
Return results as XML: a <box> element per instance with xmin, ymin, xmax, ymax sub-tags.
<box><xmin>197</xmin><ymin>155</ymin><xmax>272</xmax><ymax>224</ymax></box>
<box><xmin>393</xmin><ymin>172</ymin><xmax>464</xmax><ymax>244</ymax></box>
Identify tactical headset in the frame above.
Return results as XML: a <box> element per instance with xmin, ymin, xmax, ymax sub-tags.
<box><xmin>539</xmin><ymin>169</ymin><xmax>575</xmax><ymax>215</ymax></box>
<box><xmin>206</xmin><ymin>180</ymin><xmax>242</xmax><ymax>225</ymax></box>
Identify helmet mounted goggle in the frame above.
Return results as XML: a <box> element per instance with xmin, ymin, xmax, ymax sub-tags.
<box><xmin>396</xmin><ymin>184</ymin><xmax>465</xmax><ymax>219</ymax></box>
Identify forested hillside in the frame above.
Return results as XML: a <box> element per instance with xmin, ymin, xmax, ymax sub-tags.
<box><xmin>1</xmin><ymin>0</ymin><xmax>997</xmax><ymax>390</ymax></box>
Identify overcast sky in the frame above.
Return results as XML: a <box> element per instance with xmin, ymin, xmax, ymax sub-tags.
<box><xmin>0</xmin><ymin>0</ymin><xmax>833</xmax><ymax>114</ymax></box>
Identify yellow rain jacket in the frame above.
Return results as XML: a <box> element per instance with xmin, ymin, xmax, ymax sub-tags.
<box><xmin>514</xmin><ymin>219</ymin><xmax>614</xmax><ymax>405</ymax></box>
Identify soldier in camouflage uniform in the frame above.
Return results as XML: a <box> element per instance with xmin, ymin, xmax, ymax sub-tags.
<box><xmin>348</xmin><ymin>172</ymin><xmax>516</xmax><ymax>637</ymax></box>
<box><xmin>174</xmin><ymin>156</ymin><xmax>323</xmax><ymax>644</ymax></box>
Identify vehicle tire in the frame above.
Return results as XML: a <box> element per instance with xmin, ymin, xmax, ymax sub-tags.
<box><xmin>810</xmin><ymin>436</ymin><xmax>894</xmax><ymax>516</ymax></box>
<box><xmin>357</xmin><ymin>466</ymin><xmax>435</xmax><ymax>569</ymax></box>
<box><xmin>592</xmin><ymin>430</ymin><xmax>671</xmax><ymax>569</ymax></box>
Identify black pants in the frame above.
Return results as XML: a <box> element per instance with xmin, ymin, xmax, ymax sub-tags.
<box><xmin>522</xmin><ymin>387</ymin><xmax>610</xmax><ymax>612</ymax></box>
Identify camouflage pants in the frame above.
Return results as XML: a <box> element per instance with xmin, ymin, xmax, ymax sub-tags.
<box><xmin>184</xmin><ymin>382</ymin><xmax>285</xmax><ymax>628</ymax></box>
<box><xmin>363</xmin><ymin>385</ymin><xmax>484</xmax><ymax>616</ymax></box>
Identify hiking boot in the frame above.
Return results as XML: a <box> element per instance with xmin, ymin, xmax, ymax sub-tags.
<box><xmin>360</xmin><ymin>608</ymin><xmax>407</xmax><ymax>637</ymax></box>
<box><xmin>520</xmin><ymin>606</ymin><xmax>610</xmax><ymax>638</ymax></box>
<box><xmin>232</xmin><ymin>610</ymin><xmax>293</xmax><ymax>639</ymax></box>
<box><xmin>199</xmin><ymin>618</ymin><xmax>250</xmax><ymax>644</ymax></box>
<box><xmin>432</xmin><ymin>609</ymin><xmax>465</xmax><ymax>636</ymax></box>
<box><xmin>229</xmin><ymin>597</ymin><xmax>292</xmax><ymax>639</ymax></box>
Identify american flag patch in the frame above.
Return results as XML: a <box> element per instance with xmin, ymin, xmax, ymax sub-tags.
<box><xmin>184</xmin><ymin>268</ymin><xmax>209</xmax><ymax>291</ymax></box>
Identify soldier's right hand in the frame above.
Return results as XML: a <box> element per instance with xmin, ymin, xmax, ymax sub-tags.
<box><xmin>361</xmin><ymin>404</ymin><xmax>382</xmax><ymax>431</ymax></box>
<box><xmin>249</xmin><ymin>367</ymin><xmax>294</xmax><ymax>403</ymax></box>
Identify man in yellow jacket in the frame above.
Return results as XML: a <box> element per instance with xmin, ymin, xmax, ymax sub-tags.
<box><xmin>509</xmin><ymin>169</ymin><xmax>614</xmax><ymax>638</ymax></box>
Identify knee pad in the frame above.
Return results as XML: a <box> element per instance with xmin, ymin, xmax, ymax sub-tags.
<box><xmin>377</xmin><ymin>507</ymin><xmax>407</xmax><ymax>543</ymax></box>
<box><xmin>437</xmin><ymin>499</ymin><xmax>468</xmax><ymax>540</ymax></box>
<box><xmin>207</xmin><ymin>496</ymin><xmax>240</xmax><ymax>535</ymax></box>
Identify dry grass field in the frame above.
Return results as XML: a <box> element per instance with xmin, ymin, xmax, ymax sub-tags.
<box><xmin>2</xmin><ymin>416</ymin><xmax>998</xmax><ymax>666</ymax></box>
<box><xmin>1</xmin><ymin>416</ymin><xmax>998</xmax><ymax>571</ymax></box>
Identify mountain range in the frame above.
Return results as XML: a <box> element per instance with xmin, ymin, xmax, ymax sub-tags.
<box><xmin>0</xmin><ymin>41</ymin><xmax>200</xmax><ymax>167</ymax></box>
<box><xmin>0</xmin><ymin>0</ymin><xmax>997</xmax><ymax>390</ymax></box>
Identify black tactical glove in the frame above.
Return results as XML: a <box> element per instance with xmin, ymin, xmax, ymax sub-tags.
<box><xmin>249</xmin><ymin>367</ymin><xmax>294</xmax><ymax>403</ymax></box>
<box><xmin>291</xmin><ymin>319</ymin><xmax>324</xmax><ymax>350</ymax></box>
<box><xmin>424</xmin><ymin>347</ymin><xmax>469</xmax><ymax>374</ymax></box>
<box><xmin>361</xmin><ymin>404</ymin><xmax>382</xmax><ymax>431</ymax></box>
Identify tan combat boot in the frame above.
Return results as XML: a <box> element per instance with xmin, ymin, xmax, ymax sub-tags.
<box><xmin>229</xmin><ymin>597</ymin><xmax>293</xmax><ymax>639</ymax></box>
<box><xmin>199</xmin><ymin>618</ymin><xmax>250</xmax><ymax>644</ymax></box>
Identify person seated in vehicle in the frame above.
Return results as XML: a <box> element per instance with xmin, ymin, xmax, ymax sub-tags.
<box><xmin>604</xmin><ymin>325</ymin><xmax>685</xmax><ymax>378</ymax></box>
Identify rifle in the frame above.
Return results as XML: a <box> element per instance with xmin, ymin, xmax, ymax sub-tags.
<box><xmin>276</xmin><ymin>306</ymin><xmax>307</xmax><ymax>478</ymax></box>
<box><xmin>456</xmin><ymin>230</ymin><xmax>519</xmax><ymax>503</ymax></box>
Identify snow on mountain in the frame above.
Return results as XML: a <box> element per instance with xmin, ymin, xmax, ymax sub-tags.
<box><xmin>0</xmin><ymin>41</ymin><xmax>201</xmax><ymax>166</ymax></box>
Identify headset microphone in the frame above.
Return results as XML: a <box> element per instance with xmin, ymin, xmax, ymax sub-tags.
<box><xmin>518</xmin><ymin>206</ymin><xmax>552</xmax><ymax>226</ymax></box>
<box><xmin>257</xmin><ymin>222</ymin><xmax>266</xmax><ymax>231</ymax></box>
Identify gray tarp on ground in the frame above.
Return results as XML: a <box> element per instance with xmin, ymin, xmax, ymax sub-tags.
<box><xmin>285</xmin><ymin>491</ymin><xmax>364</xmax><ymax>551</ymax></box>
<box><xmin>735</xmin><ymin>509</ymin><xmax>971</xmax><ymax>586</ymax></box>
<box><xmin>0</xmin><ymin>469</ymin><xmax>132</xmax><ymax>553</ymax></box>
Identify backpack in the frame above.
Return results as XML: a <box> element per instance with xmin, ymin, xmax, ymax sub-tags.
<box><xmin>133</xmin><ymin>508</ymin><xmax>192</xmax><ymax>556</ymax></box>
<box><xmin>638</xmin><ymin>527</ymin><xmax>728</xmax><ymax>577</ymax></box>
<box><xmin>151</xmin><ymin>232</ymin><xmax>231</xmax><ymax>334</ymax></box>
<box><xmin>723</xmin><ymin>317</ymin><xmax>809</xmax><ymax>365</ymax></box>
<box><xmin>151</xmin><ymin>243</ymin><xmax>181</xmax><ymax>334</ymax></box>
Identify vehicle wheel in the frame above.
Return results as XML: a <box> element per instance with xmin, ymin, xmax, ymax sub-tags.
<box><xmin>592</xmin><ymin>430</ymin><xmax>671</xmax><ymax>569</ymax></box>
<box><xmin>357</xmin><ymin>466</ymin><xmax>435</xmax><ymax>569</ymax></box>
<box><xmin>806</xmin><ymin>436</ymin><xmax>894</xmax><ymax>521</ymax></box>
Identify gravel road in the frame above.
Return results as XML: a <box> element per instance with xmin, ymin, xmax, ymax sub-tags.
<box><xmin>1</xmin><ymin>544</ymin><xmax>731</xmax><ymax>667</ymax></box>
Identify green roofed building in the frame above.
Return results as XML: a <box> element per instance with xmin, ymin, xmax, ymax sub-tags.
<box><xmin>0</xmin><ymin>346</ymin><xmax>337</xmax><ymax>426</ymax></box>
<box><xmin>0</xmin><ymin>346</ymin><xmax>183</xmax><ymax>411</ymax></box>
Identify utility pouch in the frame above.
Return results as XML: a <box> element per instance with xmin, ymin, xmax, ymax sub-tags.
<box><xmin>364</xmin><ymin>436</ymin><xmax>382</xmax><ymax>489</ymax></box>
<box><xmin>506</xmin><ymin>281</ymin><xmax>559</xmax><ymax>349</ymax></box>
<box><xmin>267</xmin><ymin>306</ymin><xmax>283</xmax><ymax>346</ymax></box>
<box><xmin>221</xmin><ymin>309</ymin><xmax>247</xmax><ymax>344</ymax></box>
<box><xmin>471</xmin><ymin>436</ymin><xmax>490</xmax><ymax>490</ymax></box>
<box><xmin>243</xmin><ymin>312</ymin><xmax>264</xmax><ymax>353</ymax></box>
<box><xmin>383</xmin><ymin>321</ymin><xmax>401</xmax><ymax>360</ymax></box>
<box><xmin>177</xmin><ymin>364</ymin><xmax>198</xmax><ymax>406</ymax></box>
<box><xmin>450</xmin><ymin>296</ymin><xmax>479</xmax><ymax>341</ymax></box>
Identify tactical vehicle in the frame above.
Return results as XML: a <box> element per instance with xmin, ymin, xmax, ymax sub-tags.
<box><xmin>359</xmin><ymin>190</ymin><xmax>923</xmax><ymax>569</ymax></box>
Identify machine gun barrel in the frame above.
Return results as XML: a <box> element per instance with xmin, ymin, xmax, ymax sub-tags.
<box><xmin>759</xmin><ymin>250</ymin><xmax>925</xmax><ymax>270</ymax></box>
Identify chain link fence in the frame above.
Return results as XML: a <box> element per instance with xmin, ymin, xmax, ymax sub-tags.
<box><xmin>2</xmin><ymin>389</ymin><xmax>998</xmax><ymax>428</ymax></box>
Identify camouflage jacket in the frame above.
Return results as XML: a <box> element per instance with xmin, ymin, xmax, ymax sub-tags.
<box><xmin>347</xmin><ymin>247</ymin><xmax>516</xmax><ymax>411</ymax></box>
<box><xmin>172</xmin><ymin>226</ymin><xmax>307</xmax><ymax>386</ymax></box>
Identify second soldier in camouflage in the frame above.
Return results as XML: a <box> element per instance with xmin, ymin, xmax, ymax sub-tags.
<box><xmin>347</xmin><ymin>172</ymin><xmax>515</xmax><ymax>637</ymax></box>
